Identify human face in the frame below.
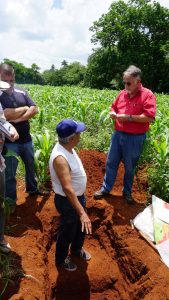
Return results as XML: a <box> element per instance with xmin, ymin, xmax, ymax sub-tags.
<box><xmin>70</xmin><ymin>133</ymin><xmax>81</xmax><ymax>148</ymax></box>
<box><xmin>123</xmin><ymin>75</ymin><xmax>140</xmax><ymax>96</ymax></box>
<box><xmin>0</xmin><ymin>73</ymin><xmax>15</xmax><ymax>93</ymax></box>
<box><xmin>73</xmin><ymin>133</ymin><xmax>81</xmax><ymax>145</ymax></box>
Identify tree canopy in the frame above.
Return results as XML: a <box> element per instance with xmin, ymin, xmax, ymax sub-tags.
<box><xmin>1</xmin><ymin>1</ymin><xmax>169</xmax><ymax>93</ymax></box>
<box><xmin>1</xmin><ymin>59</ymin><xmax>43</xmax><ymax>84</ymax></box>
<box><xmin>0</xmin><ymin>59</ymin><xmax>86</xmax><ymax>87</ymax></box>
<box><xmin>42</xmin><ymin>62</ymin><xmax>86</xmax><ymax>86</ymax></box>
<box><xmin>88</xmin><ymin>0</ymin><xmax>169</xmax><ymax>92</ymax></box>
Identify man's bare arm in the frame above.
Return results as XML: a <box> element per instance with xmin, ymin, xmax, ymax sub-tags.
<box><xmin>129</xmin><ymin>114</ymin><xmax>154</xmax><ymax>123</ymax></box>
<box><xmin>4</xmin><ymin>106</ymin><xmax>29</xmax><ymax>121</ymax></box>
<box><xmin>116</xmin><ymin>113</ymin><xmax>154</xmax><ymax>123</ymax></box>
<box><xmin>9</xmin><ymin>106</ymin><xmax>38</xmax><ymax>123</ymax></box>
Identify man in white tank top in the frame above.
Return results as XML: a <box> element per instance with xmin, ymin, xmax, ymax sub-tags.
<box><xmin>49</xmin><ymin>119</ymin><xmax>92</xmax><ymax>271</ymax></box>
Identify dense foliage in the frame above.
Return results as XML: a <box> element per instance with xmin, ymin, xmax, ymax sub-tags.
<box><xmin>42</xmin><ymin>61</ymin><xmax>86</xmax><ymax>86</ymax></box>
<box><xmin>21</xmin><ymin>84</ymin><xmax>169</xmax><ymax>202</ymax></box>
<box><xmin>1</xmin><ymin>59</ymin><xmax>43</xmax><ymax>85</ymax></box>
<box><xmin>1</xmin><ymin>1</ymin><xmax>169</xmax><ymax>93</ymax></box>
<box><xmin>88</xmin><ymin>0</ymin><xmax>169</xmax><ymax>92</ymax></box>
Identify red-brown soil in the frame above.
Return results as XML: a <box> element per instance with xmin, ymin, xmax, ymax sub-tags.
<box><xmin>1</xmin><ymin>150</ymin><xmax>169</xmax><ymax>300</ymax></box>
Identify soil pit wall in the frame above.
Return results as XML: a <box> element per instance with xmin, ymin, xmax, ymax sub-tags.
<box><xmin>1</xmin><ymin>150</ymin><xmax>169</xmax><ymax>300</ymax></box>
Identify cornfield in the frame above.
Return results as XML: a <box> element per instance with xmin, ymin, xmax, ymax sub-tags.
<box><xmin>25</xmin><ymin>85</ymin><xmax>169</xmax><ymax>202</ymax></box>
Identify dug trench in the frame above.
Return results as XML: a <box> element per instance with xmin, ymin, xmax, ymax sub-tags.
<box><xmin>2</xmin><ymin>150</ymin><xmax>169</xmax><ymax>300</ymax></box>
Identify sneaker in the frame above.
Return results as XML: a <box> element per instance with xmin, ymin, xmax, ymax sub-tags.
<box><xmin>72</xmin><ymin>248</ymin><xmax>91</xmax><ymax>261</ymax></box>
<box><xmin>123</xmin><ymin>192</ymin><xmax>135</xmax><ymax>205</ymax></box>
<box><xmin>94</xmin><ymin>189</ymin><xmax>109</xmax><ymax>200</ymax></box>
<box><xmin>0</xmin><ymin>240</ymin><xmax>11</xmax><ymax>253</ymax></box>
<box><xmin>61</xmin><ymin>256</ymin><xmax>77</xmax><ymax>271</ymax></box>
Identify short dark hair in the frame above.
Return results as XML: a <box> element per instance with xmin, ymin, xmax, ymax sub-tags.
<box><xmin>123</xmin><ymin>65</ymin><xmax>142</xmax><ymax>80</ymax></box>
<box><xmin>0</xmin><ymin>63</ymin><xmax>15</xmax><ymax>77</ymax></box>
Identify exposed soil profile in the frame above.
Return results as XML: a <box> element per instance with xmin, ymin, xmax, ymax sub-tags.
<box><xmin>1</xmin><ymin>150</ymin><xmax>169</xmax><ymax>300</ymax></box>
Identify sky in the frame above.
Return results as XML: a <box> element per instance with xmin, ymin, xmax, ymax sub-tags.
<box><xmin>0</xmin><ymin>0</ymin><xmax>168</xmax><ymax>72</ymax></box>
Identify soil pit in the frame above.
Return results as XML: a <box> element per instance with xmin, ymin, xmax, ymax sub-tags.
<box><xmin>1</xmin><ymin>150</ymin><xmax>169</xmax><ymax>300</ymax></box>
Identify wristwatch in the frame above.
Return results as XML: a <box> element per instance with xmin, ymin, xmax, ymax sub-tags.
<box><xmin>128</xmin><ymin>115</ymin><xmax>133</xmax><ymax>121</ymax></box>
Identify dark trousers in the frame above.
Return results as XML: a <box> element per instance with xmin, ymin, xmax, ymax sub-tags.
<box><xmin>102</xmin><ymin>131</ymin><xmax>146</xmax><ymax>194</ymax></box>
<box><xmin>54</xmin><ymin>194</ymin><xmax>86</xmax><ymax>265</ymax></box>
<box><xmin>4</xmin><ymin>141</ymin><xmax>38</xmax><ymax>204</ymax></box>
<box><xmin>0</xmin><ymin>170</ymin><xmax>5</xmax><ymax>242</ymax></box>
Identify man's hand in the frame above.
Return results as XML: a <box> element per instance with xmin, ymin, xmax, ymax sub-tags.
<box><xmin>116</xmin><ymin>114</ymin><xmax>129</xmax><ymax>122</ymax></box>
<box><xmin>9</xmin><ymin>127</ymin><xmax>19</xmax><ymax>141</ymax></box>
<box><xmin>80</xmin><ymin>211</ymin><xmax>92</xmax><ymax>234</ymax></box>
<box><xmin>109</xmin><ymin>111</ymin><xmax>117</xmax><ymax>120</ymax></box>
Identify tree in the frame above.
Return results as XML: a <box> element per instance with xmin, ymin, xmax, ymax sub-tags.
<box><xmin>50</xmin><ymin>64</ymin><xmax>55</xmax><ymax>71</ymax></box>
<box><xmin>42</xmin><ymin>69</ymin><xmax>58</xmax><ymax>85</ymax></box>
<box><xmin>42</xmin><ymin>62</ymin><xmax>86</xmax><ymax>86</ymax></box>
<box><xmin>88</xmin><ymin>0</ymin><xmax>169</xmax><ymax>92</ymax></box>
<box><xmin>61</xmin><ymin>60</ymin><xmax>68</xmax><ymax>67</ymax></box>
<box><xmin>63</xmin><ymin>62</ymin><xmax>86</xmax><ymax>85</ymax></box>
<box><xmin>2</xmin><ymin>59</ymin><xmax>43</xmax><ymax>84</ymax></box>
<box><xmin>85</xmin><ymin>47</ymin><xmax>118</xmax><ymax>89</ymax></box>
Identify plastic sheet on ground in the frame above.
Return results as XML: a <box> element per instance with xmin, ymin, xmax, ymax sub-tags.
<box><xmin>133</xmin><ymin>195</ymin><xmax>169</xmax><ymax>268</ymax></box>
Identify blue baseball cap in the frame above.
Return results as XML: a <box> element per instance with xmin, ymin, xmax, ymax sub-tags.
<box><xmin>56</xmin><ymin>119</ymin><xmax>86</xmax><ymax>138</ymax></box>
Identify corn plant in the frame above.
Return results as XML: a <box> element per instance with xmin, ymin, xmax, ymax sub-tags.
<box><xmin>0</xmin><ymin>253</ymin><xmax>17</xmax><ymax>297</ymax></box>
<box><xmin>20</xmin><ymin>84</ymin><xmax>169</xmax><ymax>202</ymax></box>
<box><xmin>0</xmin><ymin>253</ymin><xmax>26</xmax><ymax>297</ymax></box>
<box><xmin>4</xmin><ymin>150</ymin><xmax>24</xmax><ymax>214</ymax></box>
<box><xmin>148</xmin><ymin>128</ymin><xmax>169</xmax><ymax>202</ymax></box>
<box><xmin>33</xmin><ymin>129</ymin><xmax>54</xmax><ymax>186</ymax></box>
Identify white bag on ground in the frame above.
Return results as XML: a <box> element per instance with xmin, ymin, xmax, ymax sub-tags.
<box><xmin>133</xmin><ymin>205</ymin><xmax>154</xmax><ymax>242</ymax></box>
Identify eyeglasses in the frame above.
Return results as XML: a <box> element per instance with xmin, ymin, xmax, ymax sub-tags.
<box><xmin>123</xmin><ymin>81</ymin><xmax>131</xmax><ymax>86</ymax></box>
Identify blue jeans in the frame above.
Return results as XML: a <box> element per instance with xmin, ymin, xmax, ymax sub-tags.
<box><xmin>0</xmin><ymin>170</ymin><xmax>5</xmax><ymax>241</ymax></box>
<box><xmin>4</xmin><ymin>141</ymin><xmax>38</xmax><ymax>204</ymax></box>
<box><xmin>54</xmin><ymin>194</ymin><xmax>86</xmax><ymax>265</ymax></box>
<box><xmin>102</xmin><ymin>131</ymin><xmax>146</xmax><ymax>195</ymax></box>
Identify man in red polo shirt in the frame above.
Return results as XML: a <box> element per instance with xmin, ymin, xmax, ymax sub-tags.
<box><xmin>94</xmin><ymin>65</ymin><xmax>156</xmax><ymax>204</ymax></box>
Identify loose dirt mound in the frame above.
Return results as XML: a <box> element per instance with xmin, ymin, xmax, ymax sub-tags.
<box><xmin>1</xmin><ymin>150</ymin><xmax>169</xmax><ymax>300</ymax></box>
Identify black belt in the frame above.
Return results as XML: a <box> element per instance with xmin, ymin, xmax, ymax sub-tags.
<box><xmin>118</xmin><ymin>131</ymin><xmax>145</xmax><ymax>136</ymax></box>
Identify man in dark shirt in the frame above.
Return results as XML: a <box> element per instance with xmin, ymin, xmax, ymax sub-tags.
<box><xmin>0</xmin><ymin>63</ymin><xmax>42</xmax><ymax>211</ymax></box>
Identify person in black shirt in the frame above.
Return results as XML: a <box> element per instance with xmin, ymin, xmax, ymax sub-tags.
<box><xmin>0</xmin><ymin>63</ymin><xmax>43</xmax><ymax>212</ymax></box>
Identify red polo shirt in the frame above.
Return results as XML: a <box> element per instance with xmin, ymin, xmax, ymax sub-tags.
<box><xmin>111</xmin><ymin>85</ymin><xmax>156</xmax><ymax>134</ymax></box>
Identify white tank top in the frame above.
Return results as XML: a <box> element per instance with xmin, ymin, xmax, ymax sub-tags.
<box><xmin>49</xmin><ymin>143</ymin><xmax>87</xmax><ymax>196</ymax></box>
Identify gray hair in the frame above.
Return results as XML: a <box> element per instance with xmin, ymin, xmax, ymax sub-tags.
<box><xmin>123</xmin><ymin>65</ymin><xmax>142</xmax><ymax>80</ymax></box>
<box><xmin>58</xmin><ymin>133</ymin><xmax>75</xmax><ymax>144</ymax></box>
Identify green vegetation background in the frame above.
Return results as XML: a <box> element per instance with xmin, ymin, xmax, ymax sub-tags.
<box><xmin>25</xmin><ymin>84</ymin><xmax>169</xmax><ymax>202</ymax></box>
<box><xmin>1</xmin><ymin>0</ymin><xmax>169</xmax><ymax>93</ymax></box>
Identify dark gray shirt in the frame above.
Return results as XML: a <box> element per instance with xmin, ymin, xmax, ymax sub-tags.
<box><xmin>0</xmin><ymin>86</ymin><xmax>36</xmax><ymax>143</ymax></box>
